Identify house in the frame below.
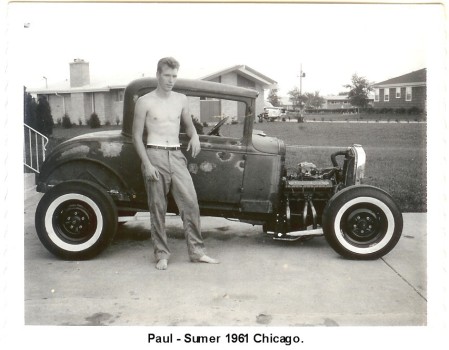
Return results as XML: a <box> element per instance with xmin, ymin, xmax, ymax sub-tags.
<box><xmin>200</xmin><ymin>65</ymin><xmax>277</xmax><ymax>122</ymax></box>
<box><xmin>28</xmin><ymin>60</ymin><xmax>277</xmax><ymax>125</ymax></box>
<box><xmin>322</xmin><ymin>94</ymin><xmax>374</xmax><ymax>110</ymax></box>
<box><xmin>28</xmin><ymin>59</ymin><xmax>126</xmax><ymax>125</ymax></box>
<box><xmin>322</xmin><ymin>95</ymin><xmax>353</xmax><ymax>109</ymax></box>
<box><xmin>372</xmin><ymin>68</ymin><xmax>426</xmax><ymax>111</ymax></box>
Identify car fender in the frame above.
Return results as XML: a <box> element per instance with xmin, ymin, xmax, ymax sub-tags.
<box><xmin>36</xmin><ymin>157</ymin><xmax>133</xmax><ymax>202</ymax></box>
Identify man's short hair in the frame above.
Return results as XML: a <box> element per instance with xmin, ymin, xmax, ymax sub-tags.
<box><xmin>157</xmin><ymin>57</ymin><xmax>180</xmax><ymax>73</ymax></box>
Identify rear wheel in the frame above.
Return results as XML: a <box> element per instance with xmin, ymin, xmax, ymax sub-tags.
<box><xmin>322</xmin><ymin>185</ymin><xmax>403</xmax><ymax>259</ymax></box>
<box><xmin>35</xmin><ymin>180</ymin><xmax>118</xmax><ymax>260</ymax></box>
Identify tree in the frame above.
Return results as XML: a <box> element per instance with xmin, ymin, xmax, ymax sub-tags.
<box><xmin>287</xmin><ymin>87</ymin><xmax>307</xmax><ymax>110</ymax></box>
<box><xmin>24</xmin><ymin>88</ymin><xmax>37</xmax><ymax>128</ymax></box>
<box><xmin>343</xmin><ymin>74</ymin><xmax>373</xmax><ymax>110</ymax></box>
<box><xmin>36</xmin><ymin>96</ymin><xmax>53</xmax><ymax>136</ymax></box>
<box><xmin>304</xmin><ymin>91</ymin><xmax>325</xmax><ymax>109</ymax></box>
<box><xmin>267</xmin><ymin>89</ymin><xmax>281</xmax><ymax>107</ymax></box>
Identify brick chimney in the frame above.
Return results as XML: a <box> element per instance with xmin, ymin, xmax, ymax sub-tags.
<box><xmin>69</xmin><ymin>59</ymin><xmax>90</xmax><ymax>87</ymax></box>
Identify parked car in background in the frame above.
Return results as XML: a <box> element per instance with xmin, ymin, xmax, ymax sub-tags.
<box><xmin>262</xmin><ymin>106</ymin><xmax>286</xmax><ymax>122</ymax></box>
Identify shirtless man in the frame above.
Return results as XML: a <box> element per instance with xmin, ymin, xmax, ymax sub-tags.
<box><xmin>132</xmin><ymin>57</ymin><xmax>219</xmax><ymax>270</ymax></box>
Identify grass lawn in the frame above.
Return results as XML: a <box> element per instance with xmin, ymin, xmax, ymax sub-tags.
<box><xmin>220</xmin><ymin>122</ymin><xmax>426</xmax><ymax>213</ymax></box>
<box><xmin>46</xmin><ymin>122</ymin><xmax>427</xmax><ymax>213</ymax></box>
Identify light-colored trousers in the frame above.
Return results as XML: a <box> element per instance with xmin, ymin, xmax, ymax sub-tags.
<box><xmin>142</xmin><ymin>148</ymin><xmax>206</xmax><ymax>261</ymax></box>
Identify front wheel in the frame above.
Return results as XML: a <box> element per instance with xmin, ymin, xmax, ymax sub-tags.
<box><xmin>322</xmin><ymin>185</ymin><xmax>403</xmax><ymax>260</ymax></box>
<box><xmin>35</xmin><ymin>180</ymin><xmax>118</xmax><ymax>260</ymax></box>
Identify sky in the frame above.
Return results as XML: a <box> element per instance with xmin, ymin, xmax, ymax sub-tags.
<box><xmin>7</xmin><ymin>2</ymin><xmax>442</xmax><ymax>97</ymax></box>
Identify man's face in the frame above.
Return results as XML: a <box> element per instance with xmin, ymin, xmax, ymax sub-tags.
<box><xmin>157</xmin><ymin>65</ymin><xmax>178</xmax><ymax>92</ymax></box>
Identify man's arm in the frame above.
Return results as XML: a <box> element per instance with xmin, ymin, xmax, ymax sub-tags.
<box><xmin>180</xmin><ymin>95</ymin><xmax>200</xmax><ymax>158</ymax></box>
<box><xmin>132</xmin><ymin>98</ymin><xmax>159</xmax><ymax>180</ymax></box>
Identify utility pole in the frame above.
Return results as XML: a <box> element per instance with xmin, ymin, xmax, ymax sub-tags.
<box><xmin>298</xmin><ymin>64</ymin><xmax>306</xmax><ymax>122</ymax></box>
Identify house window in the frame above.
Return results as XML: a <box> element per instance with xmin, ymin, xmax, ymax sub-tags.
<box><xmin>114</xmin><ymin>90</ymin><xmax>124</xmax><ymax>102</ymax></box>
<box><xmin>406</xmin><ymin>87</ymin><xmax>412</xmax><ymax>101</ymax></box>
<box><xmin>396</xmin><ymin>87</ymin><xmax>401</xmax><ymax>98</ymax></box>
<box><xmin>374</xmin><ymin>88</ymin><xmax>379</xmax><ymax>102</ymax></box>
<box><xmin>384</xmin><ymin>88</ymin><xmax>389</xmax><ymax>102</ymax></box>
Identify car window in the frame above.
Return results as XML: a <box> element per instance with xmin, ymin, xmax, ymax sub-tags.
<box><xmin>186</xmin><ymin>96</ymin><xmax>247</xmax><ymax>138</ymax></box>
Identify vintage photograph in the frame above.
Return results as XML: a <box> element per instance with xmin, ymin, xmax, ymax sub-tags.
<box><xmin>2</xmin><ymin>0</ymin><xmax>448</xmax><ymax>348</ymax></box>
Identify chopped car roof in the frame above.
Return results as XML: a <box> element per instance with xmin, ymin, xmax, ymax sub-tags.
<box><xmin>124</xmin><ymin>77</ymin><xmax>259</xmax><ymax>99</ymax></box>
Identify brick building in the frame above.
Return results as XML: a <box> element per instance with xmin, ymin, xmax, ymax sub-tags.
<box><xmin>372</xmin><ymin>68</ymin><xmax>426</xmax><ymax>111</ymax></box>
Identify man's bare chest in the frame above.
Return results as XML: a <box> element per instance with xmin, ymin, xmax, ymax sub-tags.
<box><xmin>146</xmin><ymin>100</ymin><xmax>182</xmax><ymax>123</ymax></box>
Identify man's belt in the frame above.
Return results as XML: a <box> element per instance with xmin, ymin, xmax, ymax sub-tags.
<box><xmin>146</xmin><ymin>145</ymin><xmax>181</xmax><ymax>151</ymax></box>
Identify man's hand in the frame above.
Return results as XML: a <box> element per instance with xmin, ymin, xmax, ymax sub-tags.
<box><xmin>143</xmin><ymin>162</ymin><xmax>159</xmax><ymax>181</ymax></box>
<box><xmin>187</xmin><ymin>135</ymin><xmax>201</xmax><ymax>158</ymax></box>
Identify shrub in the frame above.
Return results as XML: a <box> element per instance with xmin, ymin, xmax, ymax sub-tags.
<box><xmin>407</xmin><ymin>106</ymin><xmax>422</xmax><ymax>115</ymax></box>
<box><xmin>115</xmin><ymin>116</ymin><xmax>120</xmax><ymax>125</ymax></box>
<box><xmin>56</xmin><ymin>118</ymin><xmax>62</xmax><ymax>127</ymax></box>
<box><xmin>62</xmin><ymin>114</ymin><xmax>72</xmax><ymax>129</ymax></box>
<box><xmin>105</xmin><ymin>121</ymin><xmax>111</xmax><ymax>126</ymax></box>
<box><xmin>395</xmin><ymin>108</ymin><xmax>406</xmax><ymax>115</ymax></box>
<box><xmin>78</xmin><ymin>118</ymin><xmax>83</xmax><ymax>126</ymax></box>
<box><xmin>378</xmin><ymin>107</ymin><xmax>393</xmax><ymax>114</ymax></box>
<box><xmin>88</xmin><ymin>113</ymin><xmax>101</xmax><ymax>128</ymax></box>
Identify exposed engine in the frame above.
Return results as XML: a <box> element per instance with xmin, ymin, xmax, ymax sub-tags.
<box><xmin>289</xmin><ymin>161</ymin><xmax>339</xmax><ymax>182</ymax></box>
<box><xmin>271</xmin><ymin>149</ymin><xmax>356</xmax><ymax>236</ymax></box>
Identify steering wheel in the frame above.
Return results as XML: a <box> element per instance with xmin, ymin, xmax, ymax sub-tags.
<box><xmin>208</xmin><ymin>116</ymin><xmax>229</xmax><ymax>136</ymax></box>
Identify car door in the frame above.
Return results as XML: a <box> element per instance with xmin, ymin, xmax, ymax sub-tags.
<box><xmin>180</xmin><ymin>133</ymin><xmax>246</xmax><ymax>211</ymax></box>
<box><xmin>180</xmin><ymin>96</ymin><xmax>249</xmax><ymax>211</ymax></box>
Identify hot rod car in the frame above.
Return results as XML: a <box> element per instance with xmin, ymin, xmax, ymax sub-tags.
<box><xmin>34</xmin><ymin>78</ymin><xmax>403</xmax><ymax>260</ymax></box>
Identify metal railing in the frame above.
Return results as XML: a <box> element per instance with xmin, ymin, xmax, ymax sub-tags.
<box><xmin>24</xmin><ymin>124</ymin><xmax>49</xmax><ymax>173</ymax></box>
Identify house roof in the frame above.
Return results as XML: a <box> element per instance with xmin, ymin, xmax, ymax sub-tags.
<box><xmin>201</xmin><ymin>65</ymin><xmax>277</xmax><ymax>89</ymax></box>
<box><xmin>373</xmin><ymin>68</ymin><xmax>426</xmax><ymax>87</ymax></box>
<box><xmin>27</xmin><ymin>79</ymin><xmax>128</xmax><ymax>95</ymax></box>
<box><xmin>28</xmin><ymin>64</ymin><xmax>278</xmax><ymax>94</ymax></box>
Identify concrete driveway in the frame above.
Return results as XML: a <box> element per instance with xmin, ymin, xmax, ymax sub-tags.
<box><xmin>24</xmin><ymin>174</ymin><xmax>426</xmax><ymax>327</ymax></box>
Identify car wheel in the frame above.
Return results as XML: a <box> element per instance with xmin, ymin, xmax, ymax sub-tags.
<box><xmin>35</xmin><ymin>180</ymin><xmax>118</xmax><ymax>260</ymax></box>
<box><xmin>322</xmin><ymin>185</ymin><xmax>403</xmax><ymax>260</ymax></box>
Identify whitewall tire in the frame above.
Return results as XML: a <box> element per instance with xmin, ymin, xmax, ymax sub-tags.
<box><xmin>35</xmin><ymin>180</ymin><xmax>117</xmax><ymax>260</ymax></box>
<box><xmin>322</xmin><ymin>185</ymin><xmax>403</xmax><ymax>260</ymax></box>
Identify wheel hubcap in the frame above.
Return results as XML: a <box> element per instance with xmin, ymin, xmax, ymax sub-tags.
<box><xmin>347</xmin><ymin>209</ymin><xmax>379</xmax><ymax>242</ymax></box>
<box><xmin>53</xmin><ymin>201</ymin><xmax>97</xmax><ymax>243</ymax></box>
<box><xmin>341</xmin><ymin>205</ymin><xmax>387</xmax><ymax>247</ymax></box>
